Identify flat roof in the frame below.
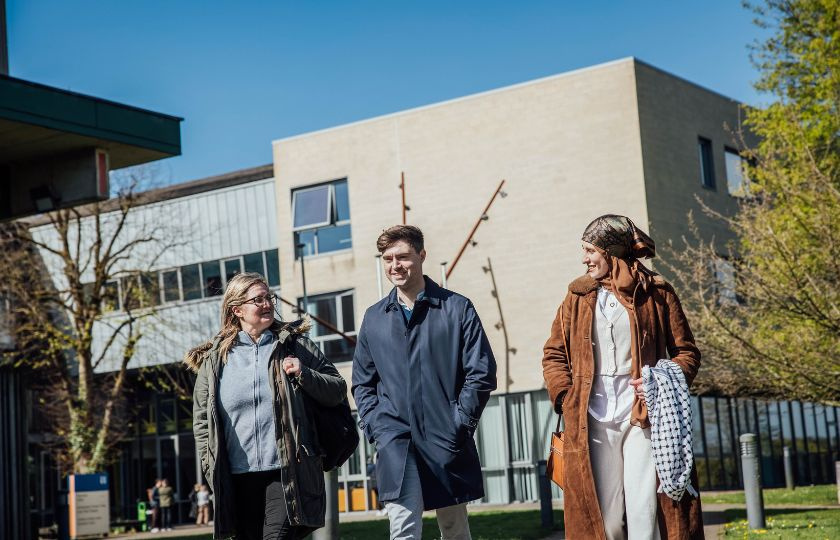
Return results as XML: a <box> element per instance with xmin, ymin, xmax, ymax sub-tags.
<box><xmin>23</xmin><ymin>163</ymin><xmax>274</xmax><ymax>227</ymax></box>
<box><xmin>0</xmin><ymin>74</ymin><xmax>182</xmax><ymax>168</ymax></box>
<box><xmin>272</xmin><ymin>57</ymin><xmax>742</xmax><ymax>145</ymax></box>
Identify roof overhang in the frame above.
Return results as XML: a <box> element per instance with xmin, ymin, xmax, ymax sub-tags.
<box><xmin>0</xmin><ymin>74</ymin><xmax>182</xmax><ymax>168</ymax></box>
<box><xmin>0</xmin><ymin>74</ymin><xmax>182</xmax><ymax>221</ymax></box>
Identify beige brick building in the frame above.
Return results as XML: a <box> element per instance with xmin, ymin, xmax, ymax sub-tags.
<box><xmin>271</xmin><ymin>57</ymin><xmax>751</xmax><ymax>505</ymax></box>
<box><xmin>272</xmin><ymin>57</ymin><xmax>745</xmax><ymax>397</ymax></box>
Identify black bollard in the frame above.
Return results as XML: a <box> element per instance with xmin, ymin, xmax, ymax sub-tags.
<box><xmin>537</xmin><ymin>460</ymin><xmax>554</xmax><ymax>529</ymax></box>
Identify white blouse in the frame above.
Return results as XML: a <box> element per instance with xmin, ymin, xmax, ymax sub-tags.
<box><xmin>588</xmin><ymin>287</ymin><xmax>634</xmax><ymax>423</ymax></box>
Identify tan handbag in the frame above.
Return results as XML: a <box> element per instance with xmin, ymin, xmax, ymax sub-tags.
<box><xmin>546</xmin><ymin>415</ymin><xmax>565</xmax><ymax>489</ymax></box>
<box><xmin>545</xmin><ymin>302</ymin><xmax>570</xmax><ymax>490</ymax></box>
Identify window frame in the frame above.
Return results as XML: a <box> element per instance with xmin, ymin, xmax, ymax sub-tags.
<box><xmin>291</xmin><ymin>179</ymin><xmax>352</xmax><ymax>258</ymax></box>
<box><xmin>299</xmin><ymin>289</ymin><xmax>357</xmax><ymax>364</ymax></box>
<box><xmin>724</xmin><ymin>146</ymin><xmax>749</xmax><ymax>197</ymax></box>
<box><xmin>160</xmin><ymin>267</ymin><xmax>182</xmax><ymax>303</ymax></box>
<box><xmin>291</xmin><ymin>183</ymin><xmax>335</xmax><ymax>232</ymax></box>
<box><xmin>698</xmin><ymin>136</ymin><xmax>716</xmax><ymax>190</ymax></box>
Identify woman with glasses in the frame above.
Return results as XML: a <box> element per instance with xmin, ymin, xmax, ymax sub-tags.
<box><xmin>186</xmin><ymin>272</ymin><xmax>347</xmax><ymax>540</ymax></box>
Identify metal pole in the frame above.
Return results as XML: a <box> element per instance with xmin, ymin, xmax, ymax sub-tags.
<box><xmin>376</xmin><ymin>254</ymin><xmax>384</xmax><ymax>299</ymax></box>
<box><xmin>537</xmin><ymin>460</ymin><xmax>553</xmax><ymax>529</ymax></box>
<box><xmin>783</xmin><ymin>446</ymin><xmax>795</xmax><ymax>490</ymax></box>
<box><xmin>440</xmin><ymin>262</ymin><xmax>447</xmax><ymax>288</ymax></box>
<box><xmin>835</xmin><ymin>461</ymin><xmax>840</xmax><ymax>505</ymax></box>
<box><xmin>740</xmin><ymin>433</ymin><xmax>766</xmax><ymax>530</ymax></box>
<box><xmin>0</xmin><ymin>0</ymin><xmax>9</xmax><ymax>75</ymax></box>
<box><xmin>297</xmin><ymin>243</ymin><xmax>309</xmax><ymax>315</ymax></box>
<box><xmin>313</xmin><ymin>469</ymin><xmax>339</xmax><ymax>540</ymax></box>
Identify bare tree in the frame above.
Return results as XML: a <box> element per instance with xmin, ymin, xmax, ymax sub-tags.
<box><xmin>0</xmin><ymin>168</ymin><xmax>189</xmax><ymax>473</ymax></box>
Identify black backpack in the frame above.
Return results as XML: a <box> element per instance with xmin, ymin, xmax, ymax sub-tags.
<box><xmin>282</xmin><ymin>328</ymin><xmax>359</xmax><ymax>472</ymax></box>
<box><xmin>308</xmin><ymin>395</ymin><xmax>359</xmax><ymax>472</ymax></box>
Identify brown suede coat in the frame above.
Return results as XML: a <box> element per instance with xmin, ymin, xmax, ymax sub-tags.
<box><xmin>543</xmin><ymin>274</ymin><xmax>704</xmax><ymax>539</ymax></box>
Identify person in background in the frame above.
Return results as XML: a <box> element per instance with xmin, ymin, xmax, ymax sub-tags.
<box><xmin>196</xmin><ymin>484</ymin><xmax>211</xmax><ymax>526</ymax></box>
<box><xmin>157</xmin><ymin>478</ymin><xmax>174</xmax><ymax>531</ymax></box>
<box><xmin>542</xmin><ymin>214</ymin><xmax>703</xmax><ymax>539</ymax></box>
<box><xmin>147</xmin><ymin>478</ymin><xmax>160</xmax><ymax>533</ymax></box>
<box><xmin>188</xmin><ymin>483</ymin><xmax>199</xmax><ymax>522</ymax></box>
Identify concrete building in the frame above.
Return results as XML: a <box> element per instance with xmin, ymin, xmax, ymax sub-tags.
<box><xmin>270</xmin><ymin>57</ymin><xmax>837</xmax><ymax>506</ymax></box>
<box><xmin>271</xmin><ymin>57</ymin><xmax>747</xmax><ymax>394</ymax></box>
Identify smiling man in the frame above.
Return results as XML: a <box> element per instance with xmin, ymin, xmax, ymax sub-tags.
<box><xmin>352</xmin><ymin>225</ymin><xmax>497</xmax><ymax>540</ymax></box>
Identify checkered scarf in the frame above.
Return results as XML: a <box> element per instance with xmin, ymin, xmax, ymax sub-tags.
<box><xmin>642</xmin><ymin>359</ymin><xmax>698</xmax><ymax>501</ymax></box>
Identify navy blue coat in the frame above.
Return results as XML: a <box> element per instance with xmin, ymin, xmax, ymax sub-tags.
<box><xmin>352</xmin><ymin>276</ymin><xmax>497</xmax><ymax>510</ymax></box>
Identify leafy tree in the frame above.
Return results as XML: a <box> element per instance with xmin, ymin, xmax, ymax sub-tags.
<box><xmin>667</xmin><ymin>0</ymin><xmax>839</xmax><ymax>404</ymax></box>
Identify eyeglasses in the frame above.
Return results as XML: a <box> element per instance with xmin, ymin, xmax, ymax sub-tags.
<box><xmin>240</xmin><ymin>293</ymin><xmax>277</xmax><ymax>307</ymax></box>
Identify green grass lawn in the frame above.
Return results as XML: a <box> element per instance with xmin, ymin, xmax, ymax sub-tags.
<box><xmin>722</xmin><ymin>508</ymin><xmax>840</xmax><ymax>538</ymax></box>
<box><xmin>160</xmin><ymin>509</ymin><xmax>563</xmax><ymax>540</ymax></box>
<box><xmin>705</xmin><ymin>484</ymin><xmax>838</xmax><ymax>506</ymax></box>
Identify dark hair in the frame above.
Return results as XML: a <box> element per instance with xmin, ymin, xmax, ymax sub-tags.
<box><xmin>376</xmin><ymin>225</ymin><xmax>424</xmax><ymax>254</ymax></box>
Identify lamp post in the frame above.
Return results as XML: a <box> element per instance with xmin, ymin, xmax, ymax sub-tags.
<box><xmin>296</xmin><ymin>243</ymin><xmax>309</xmax><ymax>315</ymax></box>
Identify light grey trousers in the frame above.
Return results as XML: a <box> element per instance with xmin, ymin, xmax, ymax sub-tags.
<box><xmin>588</xmin><ymin>415</ymin><xmax>660</xmax><ymax>540</ymax></box>
<box><xmin>385</xmin><ymin>448</ymin><xmax>471</xmax><ymax>540</ymax></box>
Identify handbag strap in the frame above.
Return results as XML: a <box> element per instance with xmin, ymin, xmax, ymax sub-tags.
<box><xmin>555</xmin><ymin>301</ymin><xmax>571</xmax><ymax>433</ymax></box>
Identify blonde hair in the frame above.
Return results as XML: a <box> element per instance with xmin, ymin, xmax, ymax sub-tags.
<box><xmin>184</xmin><ymin>272</ymin><xmax>284</xmax><ymax>368</ymax></box>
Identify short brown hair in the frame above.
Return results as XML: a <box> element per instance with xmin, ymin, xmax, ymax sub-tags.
<box><xmin>376</xmin><ymin>225</ymin><xmax>424</xmax><ymax>254</ymax></box>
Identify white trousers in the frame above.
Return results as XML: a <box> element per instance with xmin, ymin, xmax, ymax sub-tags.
<box><xmin>385</xmin><ymin>449</ymin><xmax>471</xmax><ymax>540</ymax></box>
<box><xmin>588</xmin><ymin>415</ymin><xmax>659</xmax><ymax>540</ymax></box>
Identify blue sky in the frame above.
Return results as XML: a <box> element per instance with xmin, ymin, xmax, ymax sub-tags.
<box><xmin>7</xmin><ymin>1</ymin><xmax>766</xmax><ymax>185</ymax></box>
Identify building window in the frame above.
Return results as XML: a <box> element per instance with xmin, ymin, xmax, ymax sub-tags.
<box><xmin>265</xmin><ymin>249</ymin><xmax>280</xmax><ymax>287</ymax></box>
<box><xmin>243</xmin><ymin>249</ymin><xmax>280</xmax><ymax>287</ymax></box>
<box><xmin>201</xmin><ymin>261</ymin><xmax>223</xmax><ymax>297</ymax></box>
<box><xmin>181</xmin><ymin>264</ymin><xmax>202</xmax><ymax>301</ymax></box>
<box><xmin>102</xmin><ymin>280</ymin><xmax>120</xmax><ymax>311</ymax></box>
<box><xmin>91</xmin><ymin>249</ymin><xmax>281</xmax><ymax>313</ymax></box>
<box><xmin>292</xmin><ymin>179</ymin><xmax>352</xmax><ymax>257</ymax></box>
<box><xmin>161</xmin><ymin>269</ymin><xmax>181</xmax><ymax>303</ymax></box>
<box><xmin>711</xmin><ymin>257</ymin><xmax>738</xmax><ymax>306</ymax></box>
<box><xmin>698</xmin><ymin>137</ymin><xmax>715</xmax><ymax>189</ymax></box>
<box><xmin>0</xmin><ymin>294</ymin><xmax>12</xmax><ymax>349</ymax></box>
<box><xmin>299</xmin><ymin>289</ymin><xmax>356</xmax><ymax>364</ymax></box>
<box><xmin>724</xmin><ymin>147</ymin><xmax>749</xmax><ymax>197</ymax></box>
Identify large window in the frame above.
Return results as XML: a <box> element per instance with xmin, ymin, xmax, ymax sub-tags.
<box><xmin>698</xmin><ymin>137</ymin><xmax>716</xmax><ymax>189</ymax></box>
<box><xmin>299</xmin><ymin>289</ymin><xmax>356</xmax><ymax>364</ymax></box>
<box><xmin>89</xmin><ymin>249</ymin><xmax>280</xmax><ymax>313</ymax></box>
<box><xmin>292</xmin><ymin>179</ymin><xmax>351</xmax><ymax>257</ymax></box>
<box><xmin>724</xmin><ymin>147</ymin><xmax>749</xmax><ymax>197</ymax></box>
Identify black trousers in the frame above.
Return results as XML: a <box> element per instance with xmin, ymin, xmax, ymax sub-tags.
<box><xmin>231</xmin><ymin>470</ymin><xmax>304</xmax><ymax>540</ymax></box>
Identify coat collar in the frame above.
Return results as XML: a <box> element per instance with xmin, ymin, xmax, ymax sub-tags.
<box><xmin>568</xmin><ymin>274</ymin><xmax>599</xmax><ymax>295</ymax></box>
<box><xmin>384</xmin><ymin>275</ymin><xmax>442</xmax><ymax>312</ymax></box>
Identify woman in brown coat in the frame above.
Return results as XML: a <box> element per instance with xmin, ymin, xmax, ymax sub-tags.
<box><xmin>543</xmin><ymin>215</ymin><xmax>703</xmax><ymax>539</ymax></box>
